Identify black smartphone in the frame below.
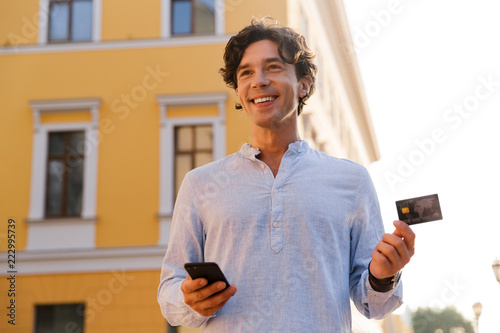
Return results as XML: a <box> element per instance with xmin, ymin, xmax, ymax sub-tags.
<box><xmin>184</xmin><ymin>262</ymin><xmax>230</xmax><ymax>291</ymax></box>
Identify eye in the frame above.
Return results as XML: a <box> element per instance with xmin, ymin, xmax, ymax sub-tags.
<box><xmin>239</xmin><ymin>70</ymin><xmax>251</xmax><ymax>78</ymax></box>
<box><xmin>268</xmin><ymin>64</ymin><xmax>281</xmax><ymax>70</ymax></box>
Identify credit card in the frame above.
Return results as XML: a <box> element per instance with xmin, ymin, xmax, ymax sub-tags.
<box><xmin>396</xmin><ymin>194</ymin><xmax>443</xmax><ymax>225</ymax></box>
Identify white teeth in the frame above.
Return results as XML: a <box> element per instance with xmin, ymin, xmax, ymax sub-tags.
<box><xmin>253</xmin><ymin>96</ymin><xmax>276</xmax><ymax>104</ymax></box>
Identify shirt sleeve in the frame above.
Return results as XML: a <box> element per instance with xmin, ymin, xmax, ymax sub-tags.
<box><xmin>348</xmin><ymin>167</ymin><xmax>403</xmax><ymax>319</ymax></box>
<box><xmin>157</xmin><ymin>172</ymin><xmax>213</xmax><ymax>328</ymax></box>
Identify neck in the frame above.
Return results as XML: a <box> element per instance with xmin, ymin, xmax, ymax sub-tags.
<box><xmin>251</xmin><ymin>126</ymin><xmax>301</xmax><ymax>173</ymax></box>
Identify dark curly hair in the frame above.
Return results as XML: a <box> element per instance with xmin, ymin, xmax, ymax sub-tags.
<box><xmin>219</xmin><ymin>17</ymin><xmax>317</xmax><ymax>116</ymax></box>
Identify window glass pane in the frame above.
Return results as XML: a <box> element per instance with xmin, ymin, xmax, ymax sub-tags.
<box><xmin>197</xmin><ymin>0</ymin><xmax>214</xmax><ymax>11</ymax></box>
<box><xmin>66</xmin><ymin>157</ymin><xmax>83</xmax><ymax>216</ymax></box>
<box><xmin>195</xmin><ymin>125</ymin><xmax>212</xmax><ymax>150</ymax></box>
<box><xmin>72</xmin><ymin>0</ymin><xmax>93</xmax><ymax>41</ymax></box>
<box><xmin>69</xmin><ymin>131</ymin><xmax>85</xmax><ymax>155</ymax></box>
<box><xmin>35</xmin><ymin>305</ymin><xmax>53</xmax><ymax>333</ymax></box>
<box><xmin>35</xmin><ymin>304</ymin><xmax>84</xmax><ymax>333</ymax></box>
<box><xmin>47</xmin><ymin>160</ymin><xmax>64</xmax><ymax>216</ymax></box>
<box><xmin>48</xmin><ymin>132</ymin><xmax>66</xmax><ymax>156</ymax></box>
<box><xmin>172</xmin><ymin>0</ymin><xmax>192</xmax><ymax>34</ymax></box>
<box><xmin>176</xmin><ymin>126</ymin><xmax>193</xmax><ymax>151</ymax></box>
<box><xmin>194</xmin><ymin>0</ymin><xmax>215</xmax><ymax>33</ymax></box>
<box><xmin>194</xmin><ymin>152</ymin><xmax>212</xmax><ymax>168</ymax></box>
<box><xmin>49</xmin><ymin>2</ymin><xmax>70</xmax><ymax>41</ymax></box>
<box><xmin>175</xmin><ymin>154</ymin><xmax>192</xmax><ymax>195</ymax></box>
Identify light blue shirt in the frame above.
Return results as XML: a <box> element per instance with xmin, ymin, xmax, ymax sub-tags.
<box><xmin>158</xmin><ymin>141</ymin><xmax>403</xmax><ymax>332</ymax></box>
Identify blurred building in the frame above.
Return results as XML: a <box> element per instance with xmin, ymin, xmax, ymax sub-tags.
<box><xmin>380</xmin><ymin>305</ymin><xmax>415</xmax><ymax>333</ymax></box>
<box><xmin>0</xmin><ymin>0</ymin><xmax>380</xmax><ymax>332</ymax></box>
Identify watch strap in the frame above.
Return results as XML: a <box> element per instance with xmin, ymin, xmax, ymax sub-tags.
<box><xmin>368</xmin><ymin>261</ymin><xmax>401</xmax><ymax>293</ymax></box>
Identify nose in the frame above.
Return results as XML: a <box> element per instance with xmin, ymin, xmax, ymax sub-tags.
<box><xmin>251</xmin><ymin>69</ymin><xmax>270</xmax><ymax>89</ymax></box>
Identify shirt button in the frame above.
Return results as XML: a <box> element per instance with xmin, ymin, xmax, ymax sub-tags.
<box><xmin>273</xmin><ymin>222</ymin><xmax>279</xmax><ymax>228</ymax></box>
<box><xmin>273</xmin><ymin>189</ymin><xmax>278</xmax><ymax>194</ymax></box>
<box><xmin>260</xmin><ymin>164</ymin><xmax>265</xmax><ymax>169</ymax></box>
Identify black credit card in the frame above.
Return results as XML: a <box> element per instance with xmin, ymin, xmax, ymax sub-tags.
<box><xmin>396</xmin><ymin>194</ymin><xmax>443</xmax><ymax>225</ymax></box>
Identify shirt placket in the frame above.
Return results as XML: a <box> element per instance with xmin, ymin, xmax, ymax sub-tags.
<box><xmin>269</xmin><ymin>156</ymin><xmax>293</xmax><ymax>254</ymax></box>
<box><xmin>270</xmin><ymin>179</ymin><xmax>284</xmax><ymax>254</ymax></box>
<box><xmin>256</xmin><ymin>150</ymin><xmax>297</xmax><ymax>254</ymax></box>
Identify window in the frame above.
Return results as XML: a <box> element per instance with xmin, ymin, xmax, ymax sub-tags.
<box><xmin>35</xmin><ymin>303</ymin><xmax>84</xmax><ymax>333</ymax></box>
<box><xmin>45</xmin><ymin>131</ymin><xmax>85</xmax><ymax>217</ymax></box>
<box><xmin>171</xmin><ymin>0</ymin><xmax>215</xmax><ymax>35</ymax></box>
<box><xmin>156</xmin><ymin>93</ymin><xmax>226</xmax><ymax>246</ymax></box>
<box><xmin>28</xmin><ymin>99</ymin><xmax>100</xmax><ymax>250</ymax></box>
<box><xmin>48</xmin><ymin>0</ymin><xmax>93</xmax><ymax>43</ymax></box>
<box><xmin>174</xmin><ymin>125</ymin><xmax>213</xmax><ymax>196</ymax></box>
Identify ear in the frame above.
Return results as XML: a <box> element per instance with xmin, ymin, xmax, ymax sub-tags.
<box><xmin>298</xmin><ymin>75</ymin><xmax>312</xmax><ymax>98</ymax></box>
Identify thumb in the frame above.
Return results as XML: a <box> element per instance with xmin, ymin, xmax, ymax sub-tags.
<box><xmin>393</xmin><ymin>220</ymin><xmax>403</xmax><ymax>237</ymax></box>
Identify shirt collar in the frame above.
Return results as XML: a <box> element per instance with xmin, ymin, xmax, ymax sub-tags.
<box><xmin>239</xmin><ymin>140</ymin><xmax>309</xmax><ymax>161</ymax></box>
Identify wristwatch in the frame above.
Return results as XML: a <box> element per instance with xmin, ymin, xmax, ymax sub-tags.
<box><xmin>368</xmin><ymin>261</ymin><xmax>402</xmax><ymax>293</ymax></box>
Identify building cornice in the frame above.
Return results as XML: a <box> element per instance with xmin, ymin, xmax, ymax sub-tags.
<box><xmin>0</xmin><ymin>35</ymin><xmax>231</xmax><ymax>56</ymax></box>
<box><xmin>1</xmin><ymin>246</ymin><xmax>166</xmax><ymax>276</ymax></box>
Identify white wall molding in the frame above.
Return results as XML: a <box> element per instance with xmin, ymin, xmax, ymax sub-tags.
<box><xmin>157</xmin><ymin>215</ymin><xmax>173</xmax><ymax>246</ymax></box>
<box><xmin>38</xmin><ymin>0</ymin><xmax>49</xmax><ymax>45</ymax></box>
<box><xmin>30</xmin><ymin>98</ymin><xmax>100</xmax><ymax>131</ymax></box>
<box><xmin>1</xmin><ymin>34</ymin><xmax>230</xmax><ymax>55</ymax></box>
<box><xmin>161</xmin><ymin>0</ymin><xmax>172</xmax><ymax>38</ymax></box>
<box><xmin>0</xmin><ymin>246</ymin><xmax>166</xmax><ymax>276</ymax></box>
<box><xmin>214</xmin><ymin>0</ymin><xmax>225</xmax><ymax>36</ymax></box>
<box><xmin>25</xmin><ymin>218</ymin><xmax>97</xmax><ymax>251</ymax></box>
<box><xmin>92</xmin><ymin>0</ymin><xmax>102</xmax><ymax>42</ymax></box>
<box><xmin>157</xmin><ymin>93</ymin><xmax>227</xmax><ymax>107</ymax></box>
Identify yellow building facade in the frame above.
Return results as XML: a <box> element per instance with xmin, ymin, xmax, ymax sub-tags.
<box><xmin>0</xmin><ymin>0</ymin><xmax>381</xmax><ymax>332</ymax></box>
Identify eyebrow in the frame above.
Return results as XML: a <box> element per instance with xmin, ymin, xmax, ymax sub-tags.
<box><xmin>236</xmin><ymin>57</ymin><xmax>286</xmax><ymax>76</ymax></box>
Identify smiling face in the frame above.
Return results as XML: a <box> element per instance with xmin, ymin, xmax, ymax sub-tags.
<box><xmin>235</xmin><ymin>39</ymin><xmax>311</xmax><ymax>132</ymax></box>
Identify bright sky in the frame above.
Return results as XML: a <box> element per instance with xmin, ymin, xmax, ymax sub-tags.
<box><xmin>343</xmin><ymin>0</ymin><xmax>500</xmax><ymax>332</ymax></box>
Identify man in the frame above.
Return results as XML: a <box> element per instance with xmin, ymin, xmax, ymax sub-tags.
<box><xmin>158</xmin><ymin>18</ymin><xmax>415</xmax><ymax>332</ymax></box>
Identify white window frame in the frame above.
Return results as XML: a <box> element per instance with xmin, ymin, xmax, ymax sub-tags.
<box><xmin>161</xmin><ymin>0</ymin><xmax>225</xmax><ymax>38</ymax></box>
<box><xmin>38</xmin><ymin>0</ymin><xmax>102</xmax><ymax>44</ymax></box>
<box><xmin>156</xmin><ymin>93</ymin><xmax>226</xmax><ymax>245</ymax></box>
<box><xmin>27</xmin><ymin>98</ymin><xmax>100</xmax><ymax>250</ymax></box>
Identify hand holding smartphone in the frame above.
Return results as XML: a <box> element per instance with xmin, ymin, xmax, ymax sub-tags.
<box><xmin>184</xmin><ymin>262</ymin><xmax>230</xmax><ymax>292</ymax></box>
<box><xmin>182</xmin><ymin>262</ymin><xmax>235</xmax><ymax>317</ymax></box>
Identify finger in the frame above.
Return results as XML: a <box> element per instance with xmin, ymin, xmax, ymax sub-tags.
<box><xmin>393</xmin><ymin>220</ymin><xmax>416</xmax><ymax>253</ymax></box>
<box><xmin>185</xmin><ymin>281</ymin><xmax>229</xmax><ymax>305</ymax></box>
<box><xmin>201</xmin><ymin>284</ymin><xmax>237</xmax><ymax>309</ymax></box>
<box><xmin>189</xmin><ymin>285</ymin><xmax>237</xmax><ymax>316</ymax></box>
<box><xmin>375</xmin><ymin>239</ymin><xmax>404</xmax><ymax>268</ymax></box>
<box><xmin>196</xmin><ymin>297</ymin><xmax>232</xmax><ymax>317</ymax></box>
<box><xmin>381</xmin><ymin>233</ymin><xmax>412</xmax><ymax>263</ymax></box>
<box><xmin>181</xmin><ymin>275</ymin><xmax>208</xmax><ymax>294</ymax></box>
<box><xmin>370</xmin><ymin>250</ymin><xmax>395</xmax><ymax>279</ymax></box>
